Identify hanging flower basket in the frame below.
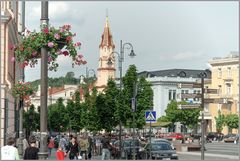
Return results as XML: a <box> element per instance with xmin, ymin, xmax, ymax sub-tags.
<box><xmin>12</xmin><ymin>82</ymin><xmax>34</xmax><ymax>99</ymax></box>
<box><xmin>11</xmin><ymin>24</ymin><xmax>87</xmax><ymax>71</ymax></box>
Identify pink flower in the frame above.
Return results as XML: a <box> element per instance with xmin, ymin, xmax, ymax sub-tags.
<box><xmin>54</xmin><ymin>33</ymin><xmax>60</xmax><ymax>40</ymax></box>
<box><xmin>63</xmin><ymin>24</ymin><xmax>71</xmax><ymax>30</ymax></box>
<box><xmin>60</xmin><ymin>28</ymin><xmax>64</xmax><ymax>33</ymax></box>
<box><xmin>31</xmin><ymin>51</ymin><xmax>37</xmax><ymax>57</ymax></box>
<box><xmin>48</xmin><ymin>42</ymin><xmax>54</xmax><ymax>48</ymax></box>
<box><xmin>24</xmin><ymin>61</ymin><xmax>28</xmax><ymax>66</ymax></box>
<box><xmin>57</xmin><ymin>50</ymin><xmax>63</xmax><ymax>55</ymax></box>
<box><xmin>74</xmin><ymin>42</ymin><xmax>81</xmax><ymax>47</ymax></box>
<box><xmin>43</xmin><ymin>27</ymin><xmax>49</xmax><ymax>34</ymax></box>
<box><xmin>9</xmin><ymin>44</ymin><xmax>15</xmax><ymax>50</ymax></box>
<box><xmin>63</xmin><ymin>51</ymin><xmax>69</xmax><ymax>56</ymax></box>
<box><xmin>78</xmin><ymin>54</ymin><xmax>83</xmax><ymax>59</ymax></box>
<box><xmin>66</xmin><ymin>36</ymin><xmax>72</xmax><ymax>42</ymax></box>
<box><xmin>73</xmin><ymin>33</ymin><xmax>77</xmax><ymax>37</ymax></box>
<box><xmin>11</xmin><ymin>57</ymin><xmax>15</xmax><ymax>63</ymax></box>
<box><xmin>48</xmin><ymin>56</ymin><xmax>53</xmax><ymax>62</ymax></box>
<box><xmin>82</xmin><ymin>60</ymin><xmax>87</xmax><ymax>65</ymax></box>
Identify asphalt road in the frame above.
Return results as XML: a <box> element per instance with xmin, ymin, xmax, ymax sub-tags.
<box><xmin>47</xmin><ymin>142</ymin><xmax>240</xmax><ymax>160</ymax></box>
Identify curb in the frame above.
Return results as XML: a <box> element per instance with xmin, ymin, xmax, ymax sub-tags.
<box><xmin>177</xmin><ymin>152</ymin><xmax>238</xmax><ymax>159</ymax></box>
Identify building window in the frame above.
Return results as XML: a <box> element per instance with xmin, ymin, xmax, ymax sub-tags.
<box><xmin>226</xmin><ymin>83</ymin><xmax>231</xmax><ymax>95</ymax></box>
<box><xmin>227</xmin><ymin>67</ymin><xmax>231</xmax><ymax>78</ymax></box>
<box><xmin>169</xmin><ymin>90</ymin><xmax>172</xmax><ymax>101</ymax></box>
<box><xmin>172</xmin><ymin>90</ymin><xmax>176</xmax><ymax>100</ymax></box>
<box><xmin>218</xmin><ymin>68</ymin><xmax>222</xmax><ymax>78</ymax></box>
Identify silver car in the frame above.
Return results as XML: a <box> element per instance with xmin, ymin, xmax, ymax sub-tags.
<box><xmin>140</xmin><ymin>142</ymin><xmax>178</xmax><ymax>160</ymax></box>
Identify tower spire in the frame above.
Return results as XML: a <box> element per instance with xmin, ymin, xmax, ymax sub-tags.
<box><xmin>99</xmin><ymin>11</ymin><xmax>115</xmax><ymax>49</ymax></box>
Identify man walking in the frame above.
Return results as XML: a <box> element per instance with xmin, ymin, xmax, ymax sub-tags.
<box><xmin>1</xmin><ymin>137</ymin><xmax>20</xmax><ymax>160</ymax></box>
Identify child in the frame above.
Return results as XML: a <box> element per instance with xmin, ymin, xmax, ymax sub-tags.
<box><xmin>56</xmin><ymin>146</ymin><xmax>65</xmax><ymax>160</ymax></box>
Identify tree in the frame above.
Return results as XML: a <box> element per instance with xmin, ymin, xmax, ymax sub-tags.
<box><xmin>225</xmin><ymin>114</ymin><xmax>239</xmax><ymax>133</ymax></box>
<box><xmin>23</xmin><ymin>104</ymin><xmax>40</xmax><ymax>137</ymax></box>
<box><xmin>135</xmin><ymin>77</ymin><xmax>153</xmax><ymax>129</ymax></box>
<box><xmin>122</xmin><ymin>65</ymin><xmax>138</xmax><ymax>127</ymax></box>
<box><xmin>165</xmin><ymin>101</ymin><xmax>200</xmax><ymax>130</ymax></box>
<box><xmin>84</xmin><ymin>87</ymin><xmax>101</xmax><ymax>132</ymax></box>
<box><xmin>103</xmin><ymin>79</ymin><xmax>119</xmax><ymax>130</ymax></box>
<box><xmin>48</xmin><ymin>98</ymin><xmax>68</xmax><ymax>132</ymax></box>
<box><xmin>121</xmin><ymin>65</ymin><xmax>154</xmax><ymax>129</ymax></box>
<box><xmin>214</xmin><ymin>111</ymin><xmax>225</xmax><ymax>133</ymax></box>
<box><xmin>65</xmin><ymin>91</ymin><xmax>83</xmax><ymax>132</ymax></box>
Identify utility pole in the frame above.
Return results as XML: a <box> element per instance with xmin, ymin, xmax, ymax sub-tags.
<box><xmin>17</xmin><ymin>1</ymin><xmax>25</xmax><ymax>158</ymax></box>
<box><xmin>38</xmin><ymin>1</ymin><xmax>49</xmax><ymax>160</ymax></box>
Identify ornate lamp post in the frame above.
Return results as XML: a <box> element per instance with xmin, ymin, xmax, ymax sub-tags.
<box><xmin>38</xmin><ymin>1</ymin><xmax>49</xmax><ymax>159</ymax></box>
<box><xmin>107</xmin><ymin>40</ymin><xmax>136</xmax><ymax>159</ymax></box>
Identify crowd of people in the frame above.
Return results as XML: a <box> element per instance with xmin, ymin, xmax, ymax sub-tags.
<box><xmin>0</xmin><ymin>132</ymin><xmax>120</xmax><ymax>160</ymax></box>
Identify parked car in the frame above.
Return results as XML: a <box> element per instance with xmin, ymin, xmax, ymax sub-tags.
<box><xmin>224</xmin><ymin>134</ymin><xmax>238</xmax><ymax>143</ymax></box>
<box><xmin>112</xmin><ymin>138</ymin><xmax>141</xmax><ymax>159</ymax></box>
<box><xmin>151</xmin><ymin>138</ymin><xmax>175</xmax><ymax>150</ymax></box>
<box><xmin>140</xmin><ymin>142</ymin><xmax>178</xmax><ymax>160</ymax></box>
<box><xmin>165</xmin><ymin>133</ymin><xmax>184</xmax><ymax>141</ymax></box>
<box><xmin>206</xmin><ymin>132</ymin><xmax>224</xmax><ymax>142</ymax></box>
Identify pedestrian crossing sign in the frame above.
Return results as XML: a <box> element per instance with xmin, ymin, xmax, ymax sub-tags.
<box><xmin>145</xmin><ymin>111</ymin><xmax>156</xmax><ymax>122</ymax></box>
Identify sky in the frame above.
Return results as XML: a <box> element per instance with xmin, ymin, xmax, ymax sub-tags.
<box><xmin>22</xmin><ymin>1</ymin><xmax>239</xmax><ymax>82</ymax></box>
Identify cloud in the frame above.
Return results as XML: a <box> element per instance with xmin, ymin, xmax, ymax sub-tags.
<box><xmin>172</xmin><ymin>51</ymin><xmax>205</xmax><ymax>61</ymax></box>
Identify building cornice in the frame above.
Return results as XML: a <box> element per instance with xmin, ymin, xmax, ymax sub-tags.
<box><xmin>97</xmin><ymin>67</ymin><xmax>116</xmax><ymax>71</ymax></box>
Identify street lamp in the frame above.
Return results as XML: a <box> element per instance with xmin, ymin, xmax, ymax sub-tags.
<box><xmin>38</xmin><ymin>1</ymin><xmax>49</xmax><ymax>160</ymax></box>
<box><xmin>107</xmin><ymin>40</ymin><xmax>136</xmax><ymax>159</ymax></box>
<box><xmin>198</xmin><ymin>72</ymin><xmax>207</xmax><ymax>160</ymax></box>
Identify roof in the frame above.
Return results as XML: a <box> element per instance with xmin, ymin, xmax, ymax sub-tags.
<box><xmin>48</xmin><ymin>87</ymin><xmax>65</xmax><ymax>95</ymax></box>
<box><xmin>138</xmin><ymin>69</ymin><xmax>211</xmax><ymax>79</ymax></box>
<box><xmin>99</xmin><ymin>16</ymin><xmax>115</xmax><ymax>49</ymax></box>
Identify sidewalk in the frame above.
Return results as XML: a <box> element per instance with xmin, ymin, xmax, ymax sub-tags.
<box><xmin>177</xmin><ymin>151</ymin><xmax>239</xmax><ymax>160</ymax></box>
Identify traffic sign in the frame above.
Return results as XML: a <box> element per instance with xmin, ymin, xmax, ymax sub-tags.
<box><xmin>204</xmin><ymin>98</ymin><xmax>226</xmax><ymax>104</ymax></box>
<box><xmin>205</xmin><ymin>88</ymin><xmax>218</xmax><ymax>94</ymax></box>
<box><xmin>177</xmin><ymin>83</ymin><xmax>202</xmax><ymax>89</ymax></box>
<box><xmin>178</xmin><ymin>104</ymin><xmax>201</xmax><ymax>109</ymax></box>
<box><xmin>145</xmin><ymin>111</ymin><xmax>156</xmax><ymax>122</ymax></box>
<box><xmin>180</xmin><ymin>93</ymin><xmax>202</xmax><ymax>99</ymax></box>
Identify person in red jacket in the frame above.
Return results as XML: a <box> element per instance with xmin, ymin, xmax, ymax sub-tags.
<box><xmin>56</xmin><ymin>146</ymin><xmax>65</xmax><ymax>160</ymax></box>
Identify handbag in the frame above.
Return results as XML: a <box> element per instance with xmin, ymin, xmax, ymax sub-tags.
<box><xmin>77</xmin><ymin>154</ymin><xmax>82</xmax><ymax>160</ymax></box>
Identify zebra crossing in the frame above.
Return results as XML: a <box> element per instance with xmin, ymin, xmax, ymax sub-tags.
<box><xmin>205</xmin><ymin>142</ymin><xmax>239</xmax><ymax>156</ymax></box>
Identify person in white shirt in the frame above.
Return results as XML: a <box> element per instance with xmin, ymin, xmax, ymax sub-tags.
<box><xmin>1</xmin><ymin>137</ymin><xmax>20</xmax><ymax>160</ymax></box>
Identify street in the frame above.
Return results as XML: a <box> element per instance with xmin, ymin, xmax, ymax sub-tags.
<box><xmin>46</xmin><ymin>142</ymin><xmax>239</xmax><ymax>160</ymax></box>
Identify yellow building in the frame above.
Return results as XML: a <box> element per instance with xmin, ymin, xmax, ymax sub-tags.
<box><xmin>208</xmin><ymin>52</ymin><xmax>239</xmax><ymax>134</ymax></box>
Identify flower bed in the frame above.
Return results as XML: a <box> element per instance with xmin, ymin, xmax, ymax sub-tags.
<box><xmin>12</xmin><ymin>82</ymin><xmax>34</xmax><ymax>99</ymax></box>
<box><xmin>11</xmin><ymin>24</ymin><xmax>86</xmax><ymax>71</ymax></box>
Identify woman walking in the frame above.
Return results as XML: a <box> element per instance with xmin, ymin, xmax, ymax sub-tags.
<box><xmin>24</xmin><ymin>136</ymin><xmax>39</xmax><ymax>160</ymax></box>
<box><xmin>66</xmin><ymin>136</ymin><xmax>80</xmax><ymax>160</ymax></box>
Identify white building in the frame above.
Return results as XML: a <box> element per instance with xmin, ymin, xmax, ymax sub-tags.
<box><xmin>139</xmin><ymin>69</ymin><xmax>211</xmax><ymax>132</ymax></box>
<box><xmin>30</xmin><ymin>85</ymin><xmax>79</xmax><ymax>108</ymax></box>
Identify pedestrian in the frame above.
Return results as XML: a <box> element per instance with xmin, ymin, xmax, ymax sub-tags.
<box><xmin>79</xmin><ymin>134</ymin><xmax>89</xmax><ymax>160</ymax></box>
<box><xmin>96</xmin><ymin>134</ymin><xmax>102</xmax><ymax>156</ymax></box>
<box><xmin>88</xmin><ymin>135</ymin><xmax>93</xmax><ymax>160</ymax></box>
<box><xmin>101</xmin><ymin>133</ymin><xmax>112</xmax><ymax>160</ymax></box>
<box><xmin>66</xmin><ymin>136</ymin><xmax>80</xmax><ymax>160</ymax></box>
<box><xmin>23</xmin><ymin>136</ymin><xmax>39</xmax><ymax>160</ymax></box>
<box><xmin>1</xmin><ymin>137</ymin><xmax>20</xmax><ymax>160</ymax></box>
<box><xmin>59</xmin><ymin>135</ymin><xmax>67</xmax><ymax>151</ymax></box>
<box><xmin>47</xmin><ymin>136</ymin><xmax>55</xmax><ymax>157</ymax></box>
<box><xmin>56</xmin><ymin>146</ymin><xmax>65</xmax><ymax>160</ymax></box>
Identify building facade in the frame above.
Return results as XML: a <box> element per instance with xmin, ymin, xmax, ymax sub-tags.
<box><xmin>30</xmin><ymin>85</ymin><xmax>79</xmax><ymax>108</ymax></box>
<box><xmin>96</xmin><ymin>16</ymin><xmax>116</xmax><ymax>91</ymax></box>
<box><xmin>1</xmin><ymin>1</ymin><xmax>21</xmax><ymax>146</ymax></box>
<box><xmin>139</xmin><ymin>69</ymin><xmax>211</xmax><ymax>132</ymax></box>
<box><xmin>208</xmin><ymin>52</ymin><xmax>239</xmax><ymax>134</ymax></box>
